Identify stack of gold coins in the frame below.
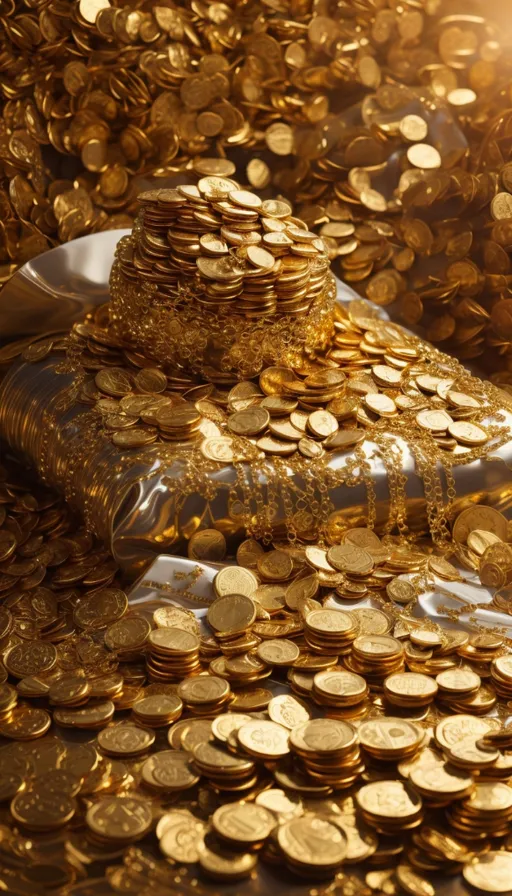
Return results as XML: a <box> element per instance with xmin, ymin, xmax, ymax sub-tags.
<box><xmin>490</xmin><ymin>656</ymin><xmax>512</xmax><ymax>700</ymax></box>
<box><xmin>289</xmin><ymin>718</ymin><xmax>363</xmax><ymax>789</ymax></box>
<box><xmin>408</xmin><ymin>761</ymin><xmax>474</xmax><ymax>808</ymax></box>
<box><xmin>383</xmin><ymin>672</ymin><xmax>438</xmax><ymax>711</ymax></box>
<box><xmin>346</xmin><ymin>634</ymin><xmax>405</xmax><ymax>685</ymax></box>
<box><xmin>97</xmin><ymin>723</ymin><xmax>156</xmax><ymax>759</ymax></box>
<box><xmin>312</xmin><ymin>669</ymin><xmax>369</xmax><ymax>718</ymax></box>
<box><xmin>304</xmin><ymin>609</ymin><xmax>358</xmax><ymax>655</ymax></box>
<box><xmin>127</xmin><ymin>183</ymin><xmax>330</xmax><ymax>318</ymax></box>
<box><xmin>207</xmin><ymin>591</ymin><xmax>257</xmax><ymax>649</ymax></box>
<box><xmin>410</xmin><ymin>826</ymin><xmax>473</xmax><ymax>873</ymax></box>
<box><xmin>435</xmin><ymin>669</ymin><xmax>483</xmax><ymax>713</ymax></box>
<box><xmin>209</xmin><ymin>652</ymin><xmax>271</xmax><ymax>688</ymax></box>
<box><xmin>191</xmin><ymin>741</ymin><xmax>257</xmax><ymax>793</ymax></box>
<box><xmin>145</xmin><ymin>628</ymin><xmax>201</xmax><ymax>683</ymax></box>
<box><xmin>358</xmin><ymin>718</ymin><xmax>424</xmax><ymax>764</ymax></box>
<box><xmin>446</xmin><ymin>782</ymin><xmax>512</xmax><ymax>841</ymax></box>
<box><xmin>177</xmin><ymin>676</ymin><xmax>232</xmax><ymax>717</ymax></box>
<box><xmin>212</xmin><ymin>801</ymin><xmax>277</xmax><ymax>851</ymax></box>
<box><xmin>356</xmin><ymin>780</ymin><xmax>423</xmax><ymax>835</ymax></box>
<box><xmin>131</xmin><ymin>693</ymin><xmax>183</xmax><ymax>728</ymax></box>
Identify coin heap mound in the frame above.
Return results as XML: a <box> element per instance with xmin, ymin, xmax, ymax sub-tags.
<box><xmin>109</xmin><ymin>179</ymin><xmax>335</xmax><ymax>378</ymax></box>
<box><xmin>2</xmin><ymin>457</ymin><xmax>512</xmax><ymax>891</ymax></box>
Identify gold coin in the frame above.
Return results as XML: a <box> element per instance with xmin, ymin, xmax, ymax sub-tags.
<box><xmin>463</xmin><ymin>852</ymin><xmax>512</xmax><ymax>893</ymax></box>
<box><xmin>399</xmin><ymin>115</ymin><xmax>428</xmax><ymax>142</ymax></box>
<box><xmin>452</xmin><ymin>506</ymin><xmax>508</xmax><ymax>544</ymax></box>
<box><xmin>198</xmin><ymin>843</ymin><xmax>257</xmax><ymax>880</ymax></box>
<box><xmin>290</xmin><ymin>718</ymin><xmax>357</xmax><ymax>754</ymax></box>
<box><xmin>237</xmin><ymin>719</ymin><xmax>290</xmax><ymax>758</ymax></box>
<box><xmin>396</xmin><ymin>865</ymin><xmax>435</xmax><ymax>896</ymax></box>
<box><xmin>308</xmin><ymin>410</ymin><xmax>338</xmax><ymax>439</ymax></box>
<box><xmin>277</xmin><ymin>815</ymin><xmax>347</xmax><ymax>869</ymax></box>
<box><xmin>267</xmin><ymin>694</ymin><xmax>310</xmax><ymax>729</ymax></box>
<box><xmin>213</xmin><ymin>566</ymin><xmax>258</xmax><ymax>599</ymax></box>
<box><xmin>188</xmin><ymin>529</ymin><xmax>227</xmax><ymax>562</ymax></box>
<box><xmin>491</xmin><ymin>192</ymin><xmax>512</xmax><ymax>221</ymax></box>
<box><xmin>177</xmin><ymin>676</ymin><xmax>230</xmax><ymax>706</ymax></box>
<box><xmin>97</xmin><ymin>724</ymin><xmax>155</xmax><ymax>756</ymax></box>
<box><xmin>257</xmin><ymin>550</ymin><xmax>293</xmax><ymax>581</ymax></box>
<box><xmin>212</xmin><ymin>801</ymin><xmax>276</xmax><ymax>844</ymax></box>
<box><xmin>448</xmin><ymin>421</ymin><xmax>488</xmax><ymax>445</ymax></box>
<box><xmin>327</xmin><ymin>543</ymin><xmax>374</xmax><ymax>574</ymax></box>
<box><xmin>207</xmin><ymin>593</ymin><xmax>256</xmax><ymax>634</ymax></box>
<box><xmin>406</xmin><ymin>143</ymin><xmax>442</xmax><ymax>169</ymax></box>
<box><xmin>435</xmin><ymin>715</ymin><xmax>500</xmax><ymax>750</ymax></box>
<box><xmin>86</xmin><ymin>796</ymin><xmax>152</xmax><ymax>842</ymax></box>
<box><xmin>159</xmin><ymin>813</ymin><xmax>206</xmax><ymax>862</ymax></box>
<box><xmin>257</xmin><ymin>639</ymin><xmax>300</xmax><ymax>666</ymax></box>
<box><xmin>142</xmin><ymin>750</ymin><xmax>200</xmax><ymax>791</ymax></box>
<box><xmin>228</xmin><ymin>407</ymin><xmax>270</xmax><ymax>436</ymax></box>
<box><xmin>356</xmin><ymin>780</ymin><xmax>422</xmax><ymax>819</ymax></box>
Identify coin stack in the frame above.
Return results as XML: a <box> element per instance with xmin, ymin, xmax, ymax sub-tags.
<box><xmin>358</xmin><ymin>717</ymin><xmax>424</xmax><ymax>765</ymax></box>
<box><xmin>304</xmin><ymin>609</ymin><xmax>359</xmax><ymax>655</ymax></box>
<box><xmin>346</xmin><ymin>635</ymin><xmax>405</xmax><ymax>686</ymax></box>
<box><xmin>410</xmin><ymin>826</ymin><xmax>473</xmax><ymax>874</ymax></box>
<box><xmin>145</xmin><ymin>628</ymin><xmax>201</xmax><ymax>683</ymax></box>
<box><xmin>383</xmin><ymin>672</ymin><xmax>438</xmax><ymax>712</ymax></box>
<box><xmin>192</xmin><ymin>741</ymin><xmax>257</xmax><ymax>793</ymax></box>
<box><xmin>289</xmin><ymin>719</ymin><xmax>364</xmax><ymax>789</ymax></box>
<box><xmin>446</xmin><ymin>782</ymin><xmax>512</xmax><ymax>841</ymax></box>
<box><xmin>122</xmin><ymin>181</ymin><xmax>330</xmax><ymax>318</ymax></box>
<box><xmin>177</xmin><ymin>676</ymin><xmax>232</xmax><ymax>717</ymax></box>
<box><xmin>356</xmin><ymin>780</ymin><xmax>423</xmax><ymax>836</ymax></box>
<box><xmin>312</xmin><ymin>669</ymin><xmax>369</xmax><ymax>718</ymax></box>
<box><xmin>132</xmin><ymin>693</ymin><xmax>183</xmax><ymax>728</ymax></box>
<box><xmin>490</xmin><ymin>656</ymin><xmax>512</xmax><ymax>700</ymax></box>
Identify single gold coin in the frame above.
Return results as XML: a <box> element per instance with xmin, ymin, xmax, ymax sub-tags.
<box><xmin>327</xmin><ymin>543</ymin><xmax>374</xmax><ymax>575</ymax></box>
<box><xmin>256</xmin><ymin>639</ymin><xmax>300</xmax><ymax>666</ymax></box>
<box><xmin>407</xmin><ymin>143</ymin><xmax>442</xmax><ymax>169</ymax></box>
<box><xmin>213</xmin><ymin>566</ymin><xmax>258</xmax><ymax>599</ymax></box>
<box><xmin>237</xmin><ymin>719</ymin><xmax>290</xmax><ymax>758</ymax></box>
<box><xmin>97</xmin><ymin>724</ymin><xmax>155</xmax><ymax>756</ymax></box>
<box><xmin>356</xmin><ymin>780</ymin><xmax>422</xmax><ymax>820</ymax></box>
<box><xmin>396</xmin><ymin>865</ymin><xmax>435</xmax><ymax>896</ymax></box>
<box><xmin>463</xmin><ymin>852</ymin><xmax>512</xmax><ymax>893</ymax></box>
<box><xmin>399</xmin><ymin>115</ymin><xmax>428</xmax><ymax>142</ymax></box>
<box><xmin>212</xmin><ymin>801</ymin><xmax>276</xmax><ymax>844</ymax></box>
<box><xmin>267</xmin><ymin>694</ymin><xmax>310</xmax><ymax>729</ymax></box>
<box><xmin>277</xmin><ymin>815</ymin><xmax>347</xmax><ymax>869</ymax></box>
<box><xmin>207</xmin><ymin>593</ymin><xmax>256</xmax><ymax>634</ymax></box>
<box><xmin>86</xmin><ymin>796</ymin><xmax>152</xmax><ymax>842</ymax></box>
<box><xmin>228</xmin><ymin>407</ymin><xmax>270</xmax><ymax>436</ymax></box>
<box><xmin>448</xmin><ymin>421</ymin><xmax>488</xmax><ymax>445</ymax></box>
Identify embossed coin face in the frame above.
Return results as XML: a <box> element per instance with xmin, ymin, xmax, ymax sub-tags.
<box><xmin>237</xmin><ymin>720</ymin><xmax>290</xmax><ymax>758</ymax></box>
<box><xmin>435</xmin><ymin>715</ymin><xmax>500</xmax><ymax>750</ymax></box>
<box><xmin>142</xmin><ymin>750</ymin><xmax>199</xmax><ymax>791</ymax></box>
<box><xmin>290</xmin><ymin>718</ymin><xmax>357</xmax><ymax>754</ymax></box>
<box><xmin>86</xmin><ymin>796</ymin><xmax>152</xmax><ymax>842</ymax></box>
<box><xmin>306</xmin><ymin>609</ymin><xmax>354</xmax><ymax>634</ymax></box>
<box><xmin>5</xmin><ymin>641</ymin><xmax>57</xmax><ymax>678</ymax></box>
<box><xmin>463</xmin><ymin>852</ymin><xmax>512</xmax><ymax>893</ymax></box>
<box><xmin>384</xmin><ymin>673</ymin><xmax>438</xmax><ymax>701</ymax></box>
<box><xmin>11</xmin><ymin>789</ymin><xmax>76</xmax><ymax>830</ymax></box>
<box><xmin>212</xmin><ymin>801</ymin><xmax>276</xmax><ymax>844</ymax></box>
<box><xmin>358</xmin><ymin>718</ymin><xmax>423</xmax><ymax>754</ymax></box>
<box><xmin>256</xmin><ymin>639</ymin><xmax>300</xmax><ymax>666</ymax></box>
<box><xmin>159</xmin><ymin>812</ymin><xmax>206</xmax><ymax>862</ymax></box>
<box><xmin>177</xmin><ymin>676</ymin><xmax>230</xmax><ymax>706</ymax></box>
<box><xmin>267</xmin><ymin>694</ymin><xmax>311</xmax><ymax>729</ymax></box>
<box><xmin>0</xmin><ymin>707</ymin><xmax>51</xmax><ymax>740</ymax></box>
<box><xmin>207</xmin><ymin>593</ymin><xmax>257</xmax><ymax>634</ymax></box>
<box><xmin>314</xmin><ymin>670</ymin><xmax>368</xmax><ymax>700</ymax></box>
<box><xmin>278</xmin><ymin>815</ymin><xmax>347</xmax><ymax>868</ymax></box>
<box><xmin>97</xmin><ymin>724</ymin><xmax>155</xmax><ymax>756</ymax></box>
<box><xmin>356</xmin><ymin>780</ymin><xmax>422</xmax><ymax>819</ymax></box>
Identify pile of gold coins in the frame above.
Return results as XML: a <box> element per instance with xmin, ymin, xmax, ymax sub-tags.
<box><xmin>3</xmin><ymin>1</ymin><xmax>512</xmax><ymax>373</ymax></box>
<box><xmin>1</xmin><ymin>453</ymin><xmax>512</xmax><ymax>891</ymax></box>
<box><xmin>27</xmin><ymin>292</ymin><xmax>503</xmax><ymax>470</ymax></box>
<box><xmin>122</xmin><ymin>180</ymin><xmax>330</xmax><ymax>317</ymax></box>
